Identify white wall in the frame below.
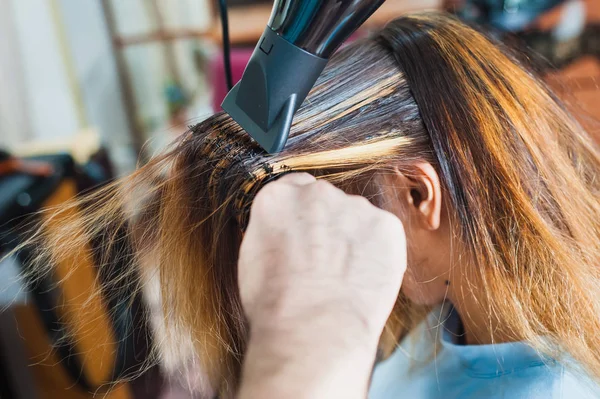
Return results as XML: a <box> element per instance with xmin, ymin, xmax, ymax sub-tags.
<box><xmin>0</xmin><ymin>0</ymin><xmax>137</xmax><ymax>171</ymax></box>
<box><xmin>57</xmin><ymin>0</ymin><xmax>136</xmax><ymax>171</ymax></box>
<box><xmin>0</xmin><ymin>0</ymin><xmax>213</xmax><ymax>171</ymax></box>
<box><xmin>0</xmin><ymin>0</ymin><xmax>33</xmax><ymax>147</ymax></box>
<box><xmin>2</xmin><ymin>0</ymin><xmax>79</xmax><ymax>144</ymax></box>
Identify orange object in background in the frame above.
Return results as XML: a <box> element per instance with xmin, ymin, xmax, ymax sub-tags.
<box><xmin>543</xmin><ymin>0</ymin><xmax>600</xmax><ymax>141</ymax></box>
<box><xmin>547</xmin><ymin>57</ymin><xmax>600</xmax><ymax>140</ymax></box>
<box><xmin>540</xmin><ymin>0</ymin><xmax>600</xmax><ymax>142</ymax></box>
<box><xmin>12</xmin><ymin>179</ymin><xmax>132</xmax><ymax>399</ymax></box>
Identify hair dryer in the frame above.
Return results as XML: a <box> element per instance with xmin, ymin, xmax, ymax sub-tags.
<box><xmin>221</xmin><ymin>0</ymin><xmax>386</xmax><ymax>153</ymax></box>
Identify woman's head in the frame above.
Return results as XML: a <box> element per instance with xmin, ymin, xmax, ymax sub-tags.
<box><xmin>26</xmin><ymin>12</ymin><xmax>600</xmax><ymax>396</ymax></box>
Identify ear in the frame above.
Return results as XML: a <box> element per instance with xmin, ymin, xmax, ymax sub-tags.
<box><xmin>396</xmin><ymin>163</ymin><xmax>442</xmax><ymax>230</ymax></box>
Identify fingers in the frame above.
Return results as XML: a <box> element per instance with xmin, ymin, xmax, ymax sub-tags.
<box><xmin>276</xmin><ymin>172</ymin><xmax>316</xmax><ymax>186</ymax></box>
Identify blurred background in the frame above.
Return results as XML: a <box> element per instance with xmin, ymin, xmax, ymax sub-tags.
<box><xmin>0</xmin><ymin>1</ymin><xmax>598</xmax><ymax>398</ymax></box>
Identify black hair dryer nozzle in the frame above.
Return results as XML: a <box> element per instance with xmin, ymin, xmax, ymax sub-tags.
<box><xmin>222</xmin><ymin>0</ymin><xmax>386</xmax><ymax>153</ymax></box>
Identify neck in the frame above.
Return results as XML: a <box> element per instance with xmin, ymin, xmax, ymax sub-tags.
<box><xmin>448</xmin><ymin>292</ymin><xmax>515</xmax><ymax>346</ymax></box>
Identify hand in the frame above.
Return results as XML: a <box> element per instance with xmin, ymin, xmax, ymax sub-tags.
<box><xmin>239</xmin><ymin>173</ymin><xmax>407</xmax><ymax>340</ymax></box>
<box><xmin>238</xmin><ymin>173</ymin><xmax>407</xmax><ymax>399</ymax></box>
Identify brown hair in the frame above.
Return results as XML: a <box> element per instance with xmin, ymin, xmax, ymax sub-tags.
<box><xmin>18</xmin><ymin>12</ymin><xmax>600</xmax><ymax>397</ymax></box>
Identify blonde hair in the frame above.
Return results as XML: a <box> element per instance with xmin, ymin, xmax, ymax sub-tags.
<box><xmin>16</xmin><ymin>12</ymin><xmax>600</xmax><ymax>397</ymax></box>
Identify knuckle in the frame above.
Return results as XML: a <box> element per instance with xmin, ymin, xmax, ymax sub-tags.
<box><xmin>303</xmin><ymin>180</ymin><xmax>342</xmax><ymax>208</ymax></box>
<box><xmin>311</xmin><ymin>180</ymin><xmax>338</xmax><ymax>195</ymax></box>
<box><xmin>376</xmin><ymin>210</ymin><xmax>405</xmax><ymax>237</ymax></box>
<box><xmin>348</xmin><ymin>194</ymin><xmax>373</xmax><ymax>209</ymax></box>
<box><xmin>252</xmin><ymin>182</ymin><xmax>289</xmax><ymax>214</ymax></box>
<box><xmin>255</xmin><ymin>180</ymin><xmax>287</xmax><ymax>202</ymax></box>
<box><xmin>277</xmin><ymin>172</ymin><xmax>315</xmax><ymax>185</ymax></box>
<box><xmin>346</xmin><ymin>195</ymin><xmax>379</xmax><ymax>223</ymax></box>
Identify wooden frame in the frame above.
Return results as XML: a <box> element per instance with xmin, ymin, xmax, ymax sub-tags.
<box><xmin>99</xmin><ymin>0</ymin><xmax>439</xmax><ymax>156</ymax></box>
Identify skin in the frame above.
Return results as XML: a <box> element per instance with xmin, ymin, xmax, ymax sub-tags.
<box><xmin>379</xmin><ymin>163</ymin><xmax>452</xmax><ymax>307</ymax></box>
<box><xmin>380</xmin><ymin>164</ymin><xmax>506</xmax><ymax>345</ymax></box>
<box><xmin>237</xmin><ymin>164</ymin><xmax>507</xmax><ymax>398</ymax></box>
<box><xmin>237</xmin><ymin>173</ymin><xmax>406</xmax><ymax>399</ymax></box>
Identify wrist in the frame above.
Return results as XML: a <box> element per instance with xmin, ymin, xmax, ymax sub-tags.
<box><xmin>239</xmin><ymin>317</ymin><xmax>380</xmax><ymax>399</ymax></box>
